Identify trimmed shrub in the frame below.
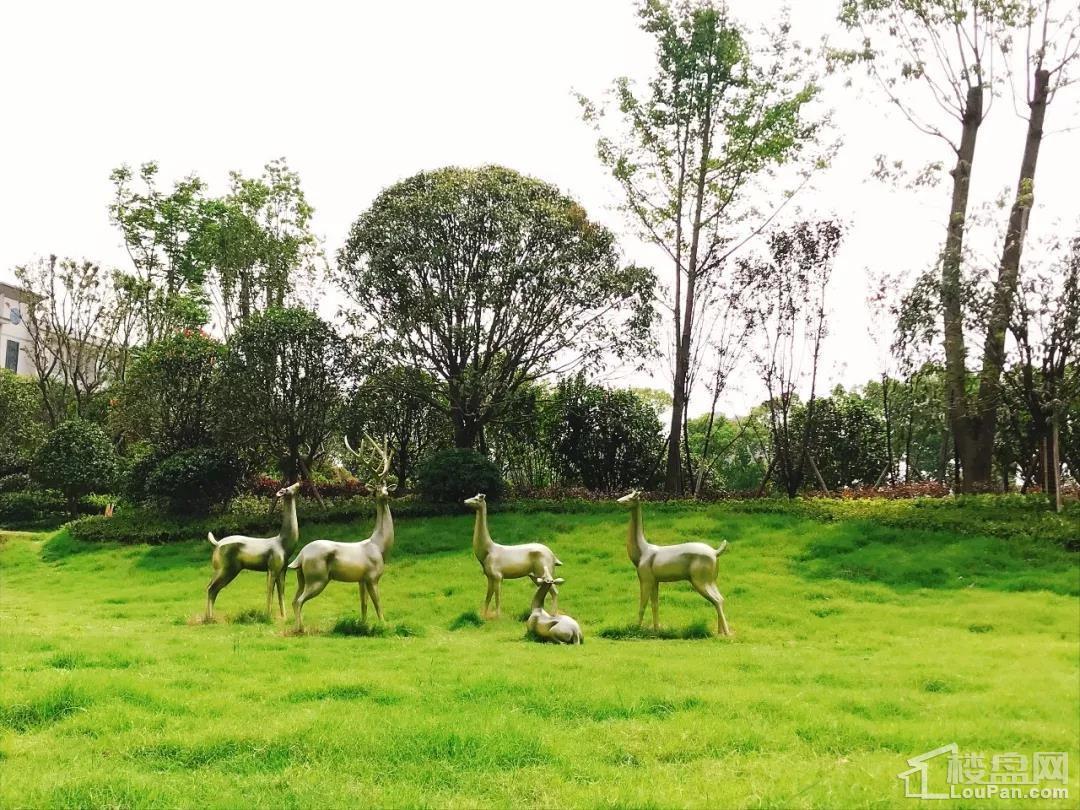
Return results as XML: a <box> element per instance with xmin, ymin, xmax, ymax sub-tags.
<box><xmin>31</xmin><ymin>421</ymin><xmax>119</xmax><ymax>516</ymax></box>
<box><xmin>417</xmin><ymin>448</ymin><xmax>503</xmax><ymax>503</ymax></box>
<box><xmin>144</xmin><ymin>447</ymin><xmax>246</xmax><ymax>515</ymax></box>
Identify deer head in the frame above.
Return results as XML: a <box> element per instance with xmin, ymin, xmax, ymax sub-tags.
<box><xmin>463</xmin><ymin>493</ymin><xmax>487</xmax><ymax>509</ymax></box>
<box><xmin>276</xmin><ymin>482</ymin><xmax>301</xmax><ymax>499</ymax></box>
<box><xmin>617</xmin><ymin>489</ymin><xmax>642</xmax><ymax>505</ymax></box>
<box><xmin>344</xmin><ymin>433</ymin><xmax>395</xmax><ymax>499</ymax></box>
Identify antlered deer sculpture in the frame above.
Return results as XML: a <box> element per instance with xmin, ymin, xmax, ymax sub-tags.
<box><xmin>290</xmin><ymin>436</ymin><xmax>395</xmax><ymax>631</ymax></box>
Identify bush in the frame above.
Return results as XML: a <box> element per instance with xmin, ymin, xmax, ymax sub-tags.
<box><xmin>0</xmin><ymin>473</ymin><xmax>31</xmax><ymax>493</ymax></box>
<box><xmin>0</xmin><ymin>491</ymin><xmax>62</xmax><ymax>523</ymax></box>
<box><xmin>417</xmin><ymin>448</ymin><xmax>503</xmax><ymax>503</ymax></box>
<box><xmin>31</xmin><ymin>421</ymin><xmax>119</xmax><ymax>516</ymax></box>
<box><xmin>144</xmin><ymin>447</ymin><xmax>246</xmax><ymax>514</ymax></box>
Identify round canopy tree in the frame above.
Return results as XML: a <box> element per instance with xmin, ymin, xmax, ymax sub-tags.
<box><xmin>32</xmin><ymin>420</ymin><xmax>119</xmax><ymax>516</ymax></box>
<box><xmin>337</xmin><ymin>165</ymin><xmax>656</xmax><ymax>448</ymax></box>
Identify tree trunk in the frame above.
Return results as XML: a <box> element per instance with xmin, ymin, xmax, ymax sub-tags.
<box><xmin>941</xmin><ymin>84</ymin><xmax>984</xmax><ymax>492</ymax></box>
<box><xmin>968</xmin><ymin>69</ymin><xmax>1050</xmax><ymax>488</ymax></box>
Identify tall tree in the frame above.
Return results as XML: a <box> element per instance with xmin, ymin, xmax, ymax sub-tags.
<box><xmin>749</xmin><ymin>220</ymin><xmax>843</xmax><ymax>498</ymax></box>
<box><xmin>205</xmin><ymin>158</ymin><xmax>322</xmax><ymax>333</ymax></box>
<box><xmin>337</xmin><ymin>165</ymin><xmax>655</xmax><ymax>449</ymax></box>
<box><xmin>109</xmin><ymin>162</ymin><xmax>211</xmax><ymax>342</ymax></box>
<box><xmin>971</xmin><ymin>0</ymin><xmax>1080</xmax><ymax>484</ymax></box>
<box><xmin>581</xmin><ymin>0</ymin><xmax>824</xmax><ymax>494</ymax></box>
<box><xmin>836</xmin><ymin>0</ymin><xmax>1026</xmax><ymax>490</ymax></box>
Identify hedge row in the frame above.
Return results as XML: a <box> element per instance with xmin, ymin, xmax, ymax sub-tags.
<box><xmin>63</xmin><ymin>491</ymin><xmax>1078</xmax><ymax>549</ymax></box>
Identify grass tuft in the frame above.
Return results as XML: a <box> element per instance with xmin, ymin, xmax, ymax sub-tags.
<box><xmin>449</xmin><ymin>610</ymin><xmax>484</xmax><ymax>631</ymax></box>
<box><xmin>0</xmin><ymin>686</ymin><xmax>89</xmax><ymax>732</ymax></box>
<box><xmin>968</xmin><ymin>623</ymin><xmax>994</xmax><ymax>633</ymax></box>
<box><xmin>229</xmin><ymin>608</ymin><xmax>271</xmax><ymax>625</ymax></box>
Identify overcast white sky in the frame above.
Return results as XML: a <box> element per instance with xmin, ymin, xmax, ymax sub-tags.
<box><xmin>2</xmin><ymin>0</ymin><xmax>1077</xmax><ymax>415</ymax></box>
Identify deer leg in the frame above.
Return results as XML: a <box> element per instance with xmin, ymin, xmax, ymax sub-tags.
<box><xmin>494</xmin><ymin>577</ymin><xmax>503</xmax><ymax>617</ymax></box>
<box><xmin>637</xmin><ymin>576</ymin><xmax>650</xmax><ymax>626</ymax></box>
<box><xmin>292</xmin><ymin>566</ymin><xmax>306</xmax><ymax>613</ymax></box>
<box><xmin>275</xmin><ymin>570</ymin><xmax>286</xmax><ymax>619</ymax></box>
<box><xmin>367</xmin><ymin>580</ymin><xmax>384</xmax><ymax>621</ymax></box>
<box><xmin>293</xmin><ymin>577</ymin><xmax>328</xmax><ymax>632</ymax></box>
<box><xmin>650</xmin><ymin>581</ymin><xmax>660</xmax><ymax>630</ymax></box>
<box><xmin>265</xmin><ymin>570</ymin><xmax>275</xmax><ymax>618</ymax></box>
<box><xmin>360</xmin><ymin>582</ymin><xmax>368</xmax><ymax>623</ymax></box>
<box><xmin>708</xmin><ymin>584</ymin><xmax>732</xmax><ymax>637</ymax></box>
<box><xmin>206</xmin><ymin>567</ymin><xmax>239</xmax><ymax>621</ymax></box>
<box><xmin>483</xmin><ymin>576</ymin><xmax>495</xmax><ymax>617</ymax></box>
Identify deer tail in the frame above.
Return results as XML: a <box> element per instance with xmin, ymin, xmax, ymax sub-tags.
<box><xmin>207</xmin><ymin>532</ymin><xmax>219</xmax><ymax>547</ymax></box>
<box><xmin>716</xmin><ymin>540</ymin><xmax>728</xmax><ymax>556</ymax></box>
<box><xmin>553</xmin><ymin>556</ymin><xmax>563</xmax><ymax>566</ymax></box>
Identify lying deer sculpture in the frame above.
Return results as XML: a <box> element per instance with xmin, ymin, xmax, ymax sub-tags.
<box><xmin>206</xmin><ymin>481</ymin><xmax>301</xmax><ymax>621</ymax></box>
<box><xmin>617</xmin><ymin>490</ymin><xmax>732</xmax><ymax>636</ymax></box>
<box><xmin>464</xmin><ymin>493</ymin><xmax>561</xmax><ymax>617</ymax></box>
<box><xmin>526</xmin><ymin>575</ymin><xmax>583</xmax><ymax>644</ymax></box>
<box><xmin>290</xmin><ymin>436</ymin><xmax>395</xmax><ymax>631</ymax></box>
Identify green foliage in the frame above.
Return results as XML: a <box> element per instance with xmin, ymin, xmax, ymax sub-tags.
<box><xmin>547</xmin><ymin>375</ymin><xmax>664</xmax><ymax>491</ymax></box>
<box><xmin>0</xmin><ymin>491</ymin><xmax>62</xmax><ymax>524</ymax></box>
<box><xmin>216</xmin><ymin>307</ymin><xmax>350</xmax><ymax>482</ymax></box>
<box><xmin>143</xmin><ymin>447</ymin><xmax>246</xmax><ymax>515</ymax></box>
<box><xmin>417</xmin><ymin>448</ymin><xmax>503</xmax><ymax>503</ymax></box>
<box><xmin>0</xmin><ymin>369</ymin><xmax>45</xmax><ymax>469</ymax></box>
<box><xmin>337</xmin><ymin>165</ymin><xmax>656</xmax><ymax>448</ymax></box>
<box><xmin>344</xmin><ymin>366</ymin><xmax>451</xmax><ymax>492</ymax></box>
<box><xmin>31</xmin><ymin>421</ymin><xmax>119</xmax><ymax>515</ymax></box>
<box><xmin>112</xmin><ymin>330</ymin><xmax>225</xmax><ymax>451</ymax></box>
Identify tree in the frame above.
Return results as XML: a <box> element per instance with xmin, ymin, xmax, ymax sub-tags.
<box><xmin>0</xmin><ymin>369</ymin><xmax>45</xmax><ymax>473</ymax></box>
<box><xmin>204</xmin><ymin>158</ymin><xmax>322</xmax><ymax>333</ymax></box>
<box><xmin>112</xmin><ymin>329</ymin><xmax>225</xmax><ymax>452</ymax></box>
<box><xmin>109</xmin><ymin>162</ymin><xmax>211</xmax><ymax>342</ymax></box>
<box><xmin>972</xmin><ymin>0</ymin><xmax>1080</xmax><ymax>487</ymax></box>
<box><xmin>750</xmin><ymin>220</ymin><xmax>843</xmax><ymax>497</ymax></box>
<box><xmin>337</xmin><ymin>165</ymin><xmax>655</xmax><ymax>449</ymax></box>
<box><xmin>216</xmin><ymin>308</ymin><xmax>350</xmax><ymax>488</ymax></box>
<box><xmin>14</xmin><ymin>255</ymin><xmax>138</xmax><ymax>428</ymax></box>
<box><xmin>581</xmin><ymin>0</ymin><xmax>825</xmax><ymax>494</ymax></box>
<box><xmin>546</xmin><ymin>375</ymin><xmax>665</xmax><ymax>491</ymax></box>
<box><xmin>32</xmin><ymin>420</ymin><xmax>119</xmax><ymax>516</ymax></box>
<box><xmin>344</xmin><ymin>366</ymin><xmax>451</xmax><ymax>494</ymax></box>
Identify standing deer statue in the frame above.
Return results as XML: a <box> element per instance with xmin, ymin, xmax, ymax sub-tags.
<box><xmin>205</xmin><ymin>481</ymin><xmax>301</xmax><ymax>621</ymax></box>
<box><xmin>289</xmin><ymin>436</ymin><xmax>395</xmax><ymax>632</ymax></box>
<box><xmin>464</xmin><ymin>492</ymin><xmax>561</xmax><ymax>618</ymax></box>
<box><xmin>617</xmin><ymin>490</ymin><xmax>732</xmax><ymax>636</ymax></box>
<box><xmin>525</xmin><ymin>575</ymin><xmax>583</xmax><ymax>644</ymax></box>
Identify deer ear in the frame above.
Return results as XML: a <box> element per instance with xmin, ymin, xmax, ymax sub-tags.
<box><xmin>553</xmin><ymin>577</ymin><xmax>565</xmax><ymax>585</ymax></box>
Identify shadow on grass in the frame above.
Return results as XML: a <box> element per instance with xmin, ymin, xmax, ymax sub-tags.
<box><xmin>329</xmin><ymin>617</ymin><xmax>421</xmax><ymax>638</ymax></box>
<box><xmin>795</xmin><ymin>521</ymin><xmax>1079</xmax><ymax>596</ymax></box>
<box><xmin>599</xmin><ymin>621</ymin><xmax>713</xmax><ymax>640</ymax></box>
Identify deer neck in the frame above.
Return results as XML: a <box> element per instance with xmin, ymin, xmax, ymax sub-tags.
<box><xmin>627</xmin><ymin>502</ymin><xmax>648</xmax><ymax>566</ymax></box>
<box><xmin>530</xmin><ymin>584</ymin><xmax>551</xmax><ymax>614</ymax></box>
<box><xmin>374</xmin><ymin>500</ymin><xmax>394</xmax><ymax>555</ymax></box>
<box><xmin>280</xmin><ymin>496</ymin><xmax>300</xmax><ymax>551</ymax></box>
<box><xmin>472</xmin><ymin>504</ymin><xmax>493</xmax><ymax>561</ymax></box>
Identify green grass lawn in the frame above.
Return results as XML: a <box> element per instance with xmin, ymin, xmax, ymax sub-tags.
<box><xmin>1</xmin><ymin>506</ymin><xmax>1078</xmax><ymax>808</ymax></box>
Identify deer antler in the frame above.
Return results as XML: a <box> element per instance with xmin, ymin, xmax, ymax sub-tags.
<box><xmin>344</xmin><ymin>433</ymin><xmax>393</xmax><ymax>487</ymax></box>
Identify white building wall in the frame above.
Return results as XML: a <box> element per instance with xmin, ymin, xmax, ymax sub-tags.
<box><xmin>0</xmin><ymin>285</ymin><xmax>34</xmax><ymax>376</ymax></box>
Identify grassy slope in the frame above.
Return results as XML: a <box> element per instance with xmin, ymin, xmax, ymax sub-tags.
<box><xmin>1</xmin><ymin>508</ymin><xmax>1078</xmax><ymax>809</ymax></box>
